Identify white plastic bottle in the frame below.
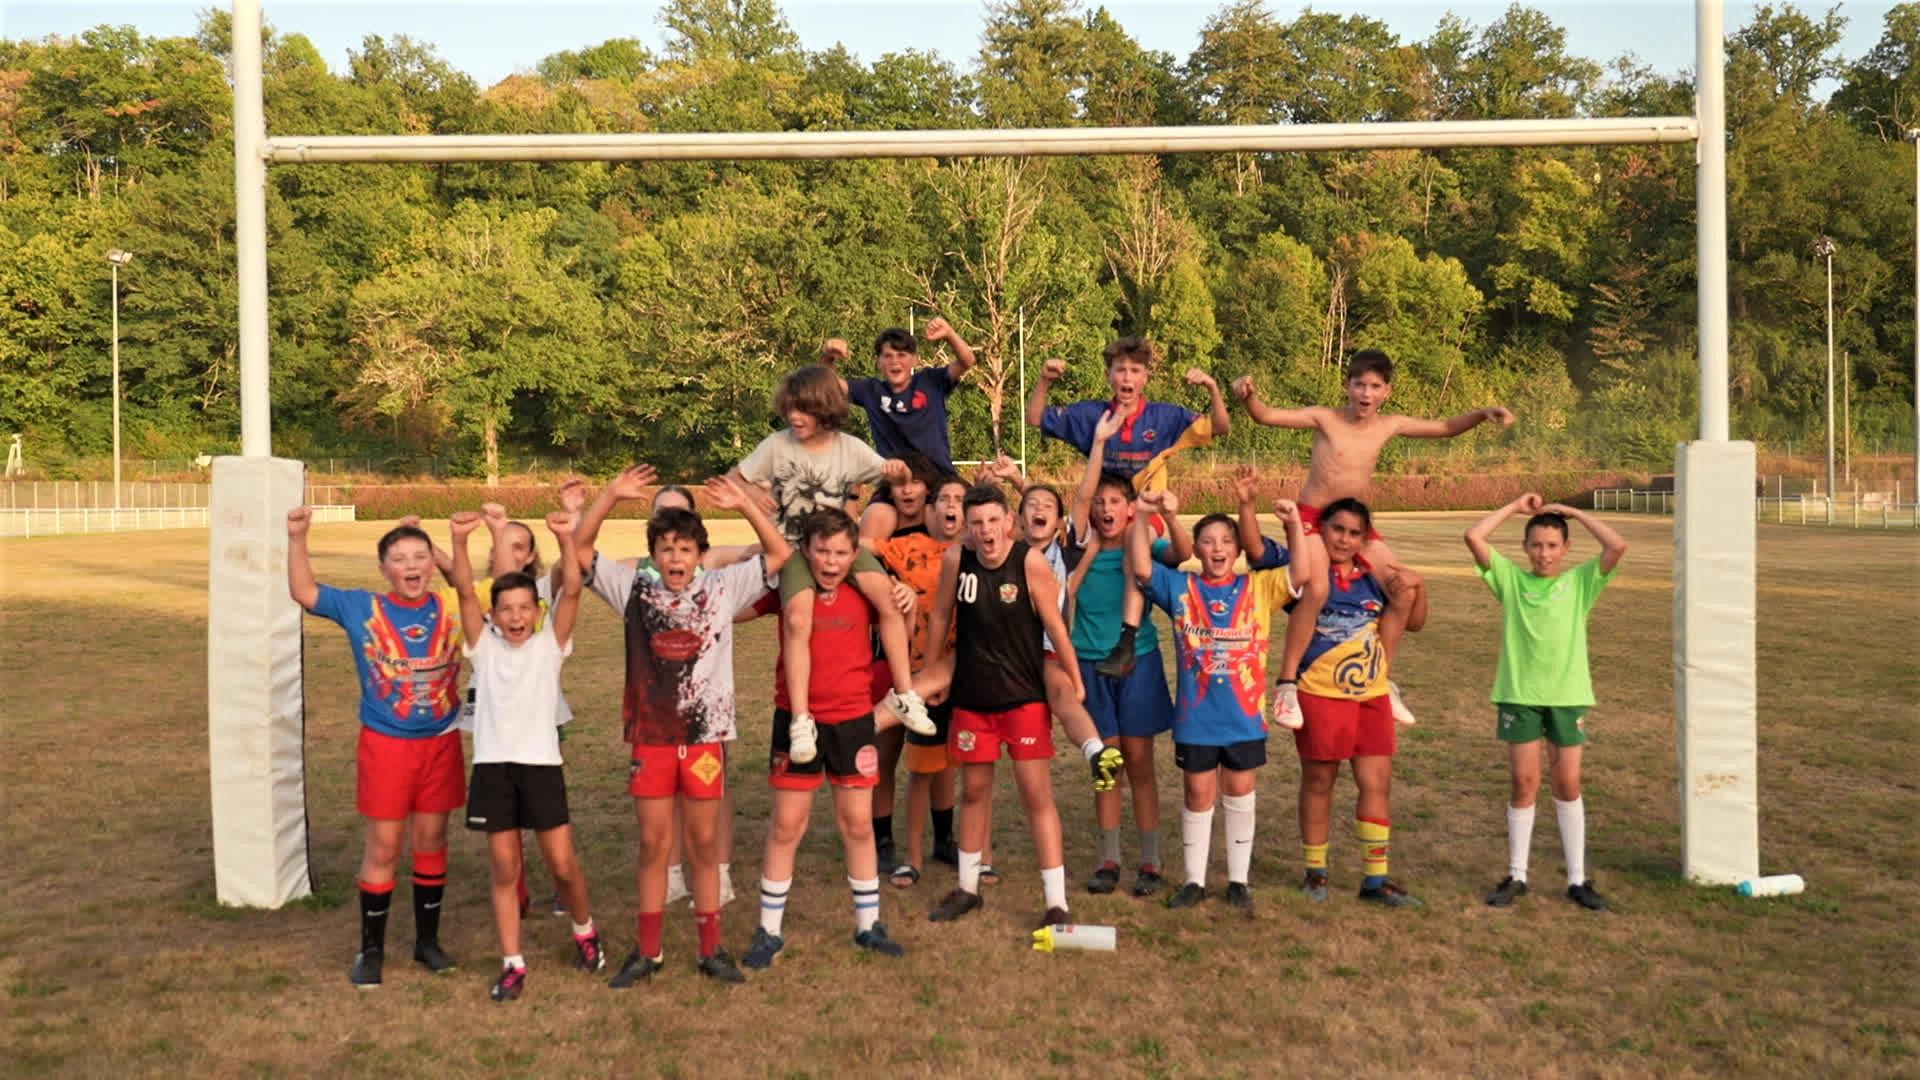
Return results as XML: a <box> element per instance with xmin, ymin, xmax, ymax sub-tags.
<box><xmin>1032</xmin><ymin>923</ymin><xmax>1117</xmax><ymax>952</ymax></box>
<box><xmin>1735</xmin><ymin>873</ymin><xmax>1805</xmax><ymax>897</ymax></box>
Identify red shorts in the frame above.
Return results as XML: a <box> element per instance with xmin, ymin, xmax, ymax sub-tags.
<box><xmin>357</xmin><ymin>727</ymin><xmax>466</xmax><ymax>820</ymax></box>
<box><xmin>628</xmin><ymin>742</ymin><xmax>727</xmax><ymax>800</ymax></box>
<box><xmin>1294</xmin><ymin>693</ymin><xmax>1395</xmax><ymax>761</ymax></box>
<box><xmin>1299</xmin><ymin>503</ymin><xmax>1383</xmax><ymax>542</ymax></box>
<box><xmin>950</xmin><ymin>702</ymin><xmax>1054</xmax><ymax>763</ymax></box>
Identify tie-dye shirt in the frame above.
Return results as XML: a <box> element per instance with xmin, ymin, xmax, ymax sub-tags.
<box><xmin>1144</xmin><ymin>564</ymin><xmax>1297</xmax><ymax>746</ymax></box>
<box><xmin>588</xmin><ymin>554</ymin><xmax>772</xmax><ymax>745</ymax></box>
<box><xmin>310</xmin><ymin>585</ymin><xmax>463</xmax><ymax>738</ymax></box>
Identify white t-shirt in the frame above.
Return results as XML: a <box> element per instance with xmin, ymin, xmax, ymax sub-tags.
<box><xmin>588</xmin><ymin>554</ymin><xmax>773</xmax><ymax>744</ymax></box>
<box><xmin>737</xmin><ymin>430</ymin><xmax>887</xmax><ymax>540</ymax></box>
<box><xmin>465</xmin><ymin>623</ymin><xmax>572</xmax><ymax>766</ymax></box>
<box><xmin>458</xmin><ymin>574</ymin><xmax>573</xmax><ymax>731</ymax></box>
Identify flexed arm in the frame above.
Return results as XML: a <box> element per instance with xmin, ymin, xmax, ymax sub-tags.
<box><xmin>286</xmin><ymin>507</ymin><xmax>319</xmax><ymax>610</ymax></box>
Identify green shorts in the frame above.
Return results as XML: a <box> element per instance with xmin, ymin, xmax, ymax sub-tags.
<box><xmin>777</xmin><ymin>548</ymin><xmax>885</xmax><ymax>602</ymax></box>
<box><xmin>1495</xmin><ymin>704</ymin><xmax>1588</xmax><ymax>747</ymax></box>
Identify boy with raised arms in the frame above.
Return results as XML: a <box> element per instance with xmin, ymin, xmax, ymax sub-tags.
<box><xmin>1026</xmin><ymin>336</ymin><xmax>1229</xmax><ymax>492</ymax></box>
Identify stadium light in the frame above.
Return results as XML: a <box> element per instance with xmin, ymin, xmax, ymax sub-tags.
<box><xmin>1814</xmin><ymin>235</ymin><xmax>1837</xmax><ymax>514</ymax></box>
<box><xmin>106</xmin><ymin>248</ymin><xmax>134</xmax><ymax>510</ymax></box>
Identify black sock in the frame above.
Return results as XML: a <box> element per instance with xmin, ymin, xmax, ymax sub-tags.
<box><xmin>359</xmin><ymin>885</ymin><xmax>392</xmax><ymax>954</ymax></box>
<box><xmin>873</xmin><ymin>814</ymin><xmax>893</xmax><ymax>849</ymax></box>
<box><xmin>413</xmin><ymin>883</ymin><xmax>444</xmax><ymax>944</ymax></box>
<box><xmin>931</xmin><ymin>807</ymin><xmax>954</xmax><ymax>847</ymax></box>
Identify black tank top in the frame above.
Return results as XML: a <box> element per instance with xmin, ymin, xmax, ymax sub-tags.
<box><xmin>953</xmin><ymin>541</ymin><xmax>1047</xmax><ymax>710</ymax></box>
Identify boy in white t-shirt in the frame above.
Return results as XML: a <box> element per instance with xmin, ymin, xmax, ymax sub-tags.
<box><xmin>447</xmin><ymin>509</ymin><xmax>599</xmax><ymax>1004</ymax></box>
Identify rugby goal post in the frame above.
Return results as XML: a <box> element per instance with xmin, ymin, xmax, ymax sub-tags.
<box><xmin>210</xmin><ymin>0</ymin><xmax>1756</xmax><ymax>907</ymax></box>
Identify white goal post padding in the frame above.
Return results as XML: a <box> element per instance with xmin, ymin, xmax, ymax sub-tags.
<box><xmin>208</xmin><ymin>456</ymin><xmax>312</xmax><ymax>906</ymax></box>
<box><xmin>1673</xmin><ymin>440</ymin><xmax>1760</xmax><ymax>884</ymax></box>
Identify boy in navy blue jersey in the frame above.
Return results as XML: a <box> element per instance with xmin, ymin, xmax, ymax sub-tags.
<box><xmin>1025</xmin><ymin>336</ymin><xmax>1228</xmax><ymax>493</ymax></box>
<box><xmin>827</xmin><ymin>319</ymin><xmax>978</xmax><ymax>474</ymax></box>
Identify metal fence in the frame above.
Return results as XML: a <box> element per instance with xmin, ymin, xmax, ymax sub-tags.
<box><xmin>1593</xmin><ymin>488</ymin><xmax>1920</xmax><ymax>529</ymax></box>
<box><xmin>3</xmin><ymin>481</ymin><xmax>214</xmax><ymax>510</ymax></box>
<box><xmin>1</xmin><ymin>504</ymin><xmax>355</xmax><ymax>539</ymax></box>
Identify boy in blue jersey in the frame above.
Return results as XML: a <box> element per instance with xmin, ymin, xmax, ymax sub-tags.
<box><xmin>1064</xmin><ymin>413</ymin><xmax>1191</xmax><ymax>898</ymax></box>
<box><xmin>1286</xmin><ymin>498</ymin><xmax>1428</xmax><ymax>909</ymax></box>
<box><xmin>1024</xmin><ymin>336</ymin><xmax>1229</xmax><ymax>492</ymax></box>
<box><xmin>827</xmin><ymin>319</ymin><xmax>978</xmax><ymax>475</ymax></box>
<box><xmin>1130</xmin><ymin>479</ymin><xmax>1310</xmax><ymax>911</ymax></box>
<box><xmin>287</xmin><ymin>507</ymin><xmax>465</xmax><ymax>988</ymax></box>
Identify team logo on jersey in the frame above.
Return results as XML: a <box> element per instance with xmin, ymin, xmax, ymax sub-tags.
<box><xmin>651</xmin><ymin>628</ymin><xmax>701</xmax><ymax>662</ymax></box>
<box><xmin>402</xmin><ymin>623</ymin><xmax>430</xmax><ymax>643</ymax></box>
<box><xmin>690</xmin><ymin>748</ymin><xmax>723</xmax><ymax>787</ymax></box>
<box><xmin>999</xmin><ymin>583</ymin><xmax>1019</xmax><ymax>604</ymax></box>
<box><xmin>1361</xmin><ymin>600</ymin><xmax>1382</xmax><ymax>615</ymax></box>
<box><xmin>1141</xmin><ymin>428</ymin><xmax>1157</xmax><ymax>442</ymax></box>
<box><xmin>911</xmin><ymin>390</ymin><xmax>928</xmax><ymax>409</ymax></box>
<box><xmin>956</xmin><ymin>730</ymin><xmax>976</xmax><ymax>752</ymax></box>
<box><xmin>1208</xmin><ymin>598</ymin><xmax>1229</xmax><ymax>616</ymax></box>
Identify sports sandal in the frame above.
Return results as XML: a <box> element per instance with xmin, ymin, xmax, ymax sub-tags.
<box><xmin>978</xmin><ymin>864</ymin><xmax>1001</xmax><ymax>886</ymax></box>
<box><xmin>889</xmin><ymin>863</ymin><xmax>921</xmax><ymax>888</ymax></box>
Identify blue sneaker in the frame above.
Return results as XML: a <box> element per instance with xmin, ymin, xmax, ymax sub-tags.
<box><xmin>853</xmin><ymin>922</ymin><xmax>904</xmax><ymax>957</ymax></box>
<box><xmin>742</xmin><ymin>928</ymin><xmax>785</xmax><ymax>970</ymax></box>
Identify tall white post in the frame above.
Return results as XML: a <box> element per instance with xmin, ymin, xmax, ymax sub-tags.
<box><xmin>208</xmin><ymin>0</ymin><xmax>312</xmax><ymax>908</ymax></box>
<box><xmin>1912</xmin><ymin>131</ymin><xmax>1919</xmax><ymax>506</ymax></box>
<box><xmin>110</xmin><ymin>261</ymin><xmax>122</xmax><ymax>509</ymax></box>
<box><xmin>1674</xmin><ymin>0</ymin><xmax>1759</xmax><ymax>886</ymax></box>
<box><xmin>1825</xmin><ymin>244</ymin><xmax>1836</xmax><ymax>504</ymax></box>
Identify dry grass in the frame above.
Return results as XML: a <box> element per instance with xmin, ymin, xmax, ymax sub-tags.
<box><xmin>1</xmin><ymin>515</ymin><xmax>1916</xmax><ymax>1077</ymax></box>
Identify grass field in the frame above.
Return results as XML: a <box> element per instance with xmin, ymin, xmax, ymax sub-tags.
<box><xmin>2</xmin><ymin>514</ymin><xmax>1916</xmax><ymax>1077</ymax></box>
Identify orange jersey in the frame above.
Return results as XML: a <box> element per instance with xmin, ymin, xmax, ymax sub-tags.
<box><xmin>874</xmin><ymin>531</ymin><xmax>955</xmax><ymax>669</ymax></box>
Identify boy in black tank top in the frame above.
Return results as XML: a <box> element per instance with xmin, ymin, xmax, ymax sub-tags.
<box><xmin>924</xmin><ymin>485</ymin><xmax>1086</xmax><ymax>928</ymax></box>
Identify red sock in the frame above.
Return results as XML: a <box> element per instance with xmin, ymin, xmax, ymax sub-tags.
<box><xmin>694</xmin><ymin>910</ymin><xmax>721</xmax><ymax>958</ymax></box>
<box><xmin>637</xmin><ymin>911</ymin><xmax>664</xmax><ymax>960</ymax></box>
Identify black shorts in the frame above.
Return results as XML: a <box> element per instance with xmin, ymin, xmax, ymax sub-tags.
<box><xmin>771</xmin><ymin>709</ymin><xmax>880</xmax><ymax>789</ymax></box>
<box><xmin>466</xmin><ymin>763</ymin><xmax>570</xmax><ymax>832</ymax></box>
<box><xmin>1174</xmin><ymin>739</ymin><xmax>1267</xmax><ymax>774</ymax></box>
<box><xmin>905</xmin><ymin>699</ymin><xmax>955</xmax><ymax>748</ymax></box>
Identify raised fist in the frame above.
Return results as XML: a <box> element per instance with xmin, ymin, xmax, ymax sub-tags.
<box><xmin>1041</xmin><ymin>357</ymin><xmax>1067</xmax><ymax>381</ymax></box>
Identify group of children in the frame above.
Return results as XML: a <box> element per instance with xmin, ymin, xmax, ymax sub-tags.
<box><xmin>287</xmin><ymin>324</ymin><xmax>1627</xmax><ymax>1001</ymax></box>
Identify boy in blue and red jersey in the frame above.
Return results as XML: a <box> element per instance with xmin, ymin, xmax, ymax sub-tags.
<box><xmin>1023</xmin><ymin>336</ymin><xmax>1229</xmax><ymax>494</ymax></box>
<box><xmin>287</xmin><ymin>508</ymin><xmax>465</xmax><ymax>988</ymax></box>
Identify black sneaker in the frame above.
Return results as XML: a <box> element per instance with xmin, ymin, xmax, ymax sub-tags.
<box><xmin>742</xmin><ymin>928</ymin><xmax>785</xmax><ymax>970</ymax></box>
<box><xmin>573</xmin><ymin>930</ymin><xmax>607</xmax><ymax>973</ymax></box>
<box><xmin>1566</xmin><ymin>881</ymin><xmax>1609</xmax><ymax>912</ymax></box>
<box><xmin>489</xmin><ymin>964</ymin><xmax>526</xmax><ymax>1002</ymax></box>
<box><xmin>1089</xmin><ymin>746</ymin><xmax>1124</xmax><ymax>792</ymax></box>
<box><xmin>608</xmin><ymin>948</ymin><xmax>663</xmax><ymax>988</ymax></box>
<box><xmin>875</xmin><ymin>836</ymin><xmax>896</xmax><ymax>874</ymax></box>
<box><xmin>698</xmin><ymin>949</ymin><xmax>747</xmax><ymax>983</ymax></box>
<box><xmin>1166</xmin><ymin>882</ymin><xmax>1207</xmax><ymax>909</ymax></box>
<box><xmin>1037</xmin><ymin>906</ymin><xmax>1072</xmax><ymax>930</ymax></box>
<box><xmin>1357</xmin><ymin>880</ymin><xmax>1425</xmax><ymax>909</ymax></box>
<box><xmin>348</xmin><ymin>948</ymin><xmax>383</xmax><ymax>989</ymax></box>
<box><xmin>1224</xmin><ymin>882</ymin><xmax>1253</xmax><ymax>910</ymax></box>
<box><xmin>1086</xmin><ymin>861</ymin><xmax>1122</xmax><ymax>895</ymax></box>
<box><xmin>1131</xmin><ymin>866</ymin><xmax>1167</xmax><ymax>898</ymax></box>
<box><xmin>1486</xmin><ymin>876</ymin><xmax>1530</xmax><ymax>907</ymax></box>
<box><xmin>932</xmin><ymin>839</ymin><xmax>959</xmax><ymax>868</ymax></box>
<box><xmin>413</xmin><ymin>940</ymin><xmax>457</xmax><ymax>974</ymax></box>
<box><xmin>853</xmin><ymin>922</ymin><xmax>905</xmax><ymax>957</ymax></box>
<box><xmin>1300</xmin><ymin>870</ymin><xmax>1330</xmax><ymax>903</ymax></box>
<box><xmin>927</xmin><ymin>888</ymin><xmax>983</xmax><ymax>922</ymax></box>
<box><xmin>1093</xmin><ymin>639</ymin><xmax>1138</xmax><ymax>679</ymax></box>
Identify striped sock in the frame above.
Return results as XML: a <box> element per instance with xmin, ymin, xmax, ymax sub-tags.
<box><xmin>759</xmin><ymin>877</ymin><xmax>791</xmax><ymax>937</ymax></box>
<box><xmin>411</xmin><ymin>849</ymin><xmax>448</xmax><ymax>943</ymax></box>
<box><xmin>357</xmin><ymin>879</ymin><xmax>394</xmax><ymax>953</ymax></box>
<box><xmin>1358</xmin><ymin>817</ymin><xmax>1391</xmax><ymax>889</ymax></box>
<box><xmin>1302</xmin><ymin>842</ymin><xmax>1329</xmax><ymax>874</ymax></box>
<box><xmin>850</xmin><ymin>877</ymin><xmax>881</xmax><ymax>933</ymax></box>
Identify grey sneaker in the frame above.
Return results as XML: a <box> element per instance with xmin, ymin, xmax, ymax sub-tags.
<box><xmin>1357</xmin><ymin>880</ymin><xmax>1424</xmax><ymax>909</ymax></box>
<box><xmin>1300</xmin><ymin>870</ymin><xmax>1329</xmax><ymax>903</ymax></box>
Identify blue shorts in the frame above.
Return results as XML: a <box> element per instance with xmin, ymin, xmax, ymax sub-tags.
<box><xmin>1079</xmin><ymin>654</ymin><xmax>1174</xmax><ymax>740</ymax></box>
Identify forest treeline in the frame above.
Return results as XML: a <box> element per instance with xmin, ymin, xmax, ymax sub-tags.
<box><xmin>2</xmin><ymin>1</ymin><xmax>1916</xmax><ymax>481</ymax></box>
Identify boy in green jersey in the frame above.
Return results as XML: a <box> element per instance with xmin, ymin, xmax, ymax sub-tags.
<box><xmin>1464</xmin><ymin>493</ymin><xmax>1628</xmax><ymax>912</ymax></box>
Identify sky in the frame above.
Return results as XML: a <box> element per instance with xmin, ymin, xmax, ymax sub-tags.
<box><xmin>3</xmin><ymin>1</ymin><xmax>1900</xmax><ymax>89</ymax></box>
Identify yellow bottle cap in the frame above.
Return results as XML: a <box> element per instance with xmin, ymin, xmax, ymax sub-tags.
<box><xmin>1031</xmin><ymin>926</ymin><xmax>1055</xmax><ymax>953</ymax></box>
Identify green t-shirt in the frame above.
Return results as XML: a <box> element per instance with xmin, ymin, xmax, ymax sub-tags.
<box><xmin>1479</xmin><ymin>550</ymin><xmax>1615</xmax><ymax>707</ymax></box>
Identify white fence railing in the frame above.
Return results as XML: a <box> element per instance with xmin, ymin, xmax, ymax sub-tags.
<box><xmin>3</xmin><ymin>481</ymin><xmax>213</xmax><ymax>510</ymax></box>
<box><xmin>1593</xmin><ymin>488</ymin><xmax>1920</xmax><ymax>529</ymax></box>
<box><xmin>1</xmin><ymin>504</ymin><xmax>355</xmax><ymax>539</ymax></box>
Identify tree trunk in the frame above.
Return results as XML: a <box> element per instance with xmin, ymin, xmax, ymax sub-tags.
<box><xmin>484</xmin><ymin>417</ymin><xmax>500</xmax><ymax>487</ymax></box>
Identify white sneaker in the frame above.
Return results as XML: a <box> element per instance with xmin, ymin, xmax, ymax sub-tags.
<box><xmin>1388</xmin><ymin>681</ymin><xmax>1418</xmax><ymax>726</ymax></box>
<box><xmin>666</xmin><ymin>864</ymin><xmax>690</xmax><ymax>906</ymax></box>
<box><xmin>891</xmin><ymin>689</ymin><xmax>936</xmax><ymax>737</ymax></box>
<box><xmin>1271</xmin><ymin>682</ymin><xmax>1304</xmax><ymax>730</ymax></box>
<box><xmin>789</xmin><ymin>712</ymin><xmax>819</xmax><ymax>764</ymax></box>
<box><xmin>719</xmin><ymin>863</ymin><xmax>736</xmax><ymax>907</ymax></box>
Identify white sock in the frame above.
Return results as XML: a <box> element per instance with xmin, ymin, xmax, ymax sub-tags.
<box><xmin>667</xmin><ymin>863</ymin><xmax>686</xmax><ymax>896</ymax></box>
<box><xmin>758</xmin><ymin>877</ymin><xmax>791</xmax><ymax>936</ymax></box>
<box><xmin>1080</xmin><ymin>738</ymin><xmax>1104</xmax><ymax>764</ymax></box>
<box><xmin>1180</xmin><ymin>806</ymin><xmax>1214</xmax><ymax>886</ymax></box>
<box><xmin>502</xmin><ymin>954</ymin><xmax>525</xmax><ymax>970</ymax></box>
<box><xmin>571</xmin><ymin>919</ymin><xmax>594</xmax><ymax>938</ymax></box>
<box><xmin>1221</xmin><ymin>792</ymin><xmax>1256</xmax><ymax>885</ymax></box>
<box><xmin>1040</xmin><ymin>864</ymin><xmax>1068</xmax><ymax>911</ymax></box>
<box><xmin>849</xmin><ymin>876</ymin><xmax>881</xmax><ymax>933</ymax></box>
<box><xmin>1555</xmin><ymin>798</ymin><xmax>1587</xmax><ymax>886</ymax></box>
<box><xmin>1507</xmin><ymin>804</ymin><xmax>1536</xmax><ymax>882</ymax></box>
<box><xmin>958</xmin><ymin>849</ymin><xmax>982</xmax><ymax>894</ymax></box>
